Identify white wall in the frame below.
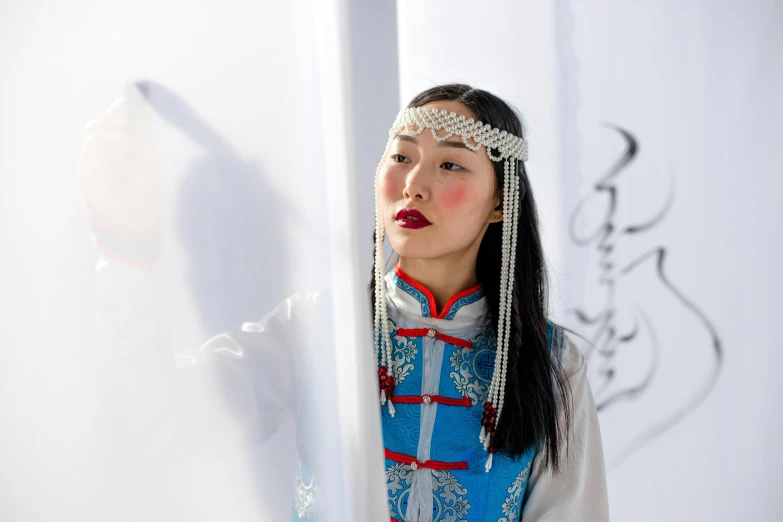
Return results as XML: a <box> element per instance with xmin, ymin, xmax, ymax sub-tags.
<box><xmin>396</xmin><ymin>0</ymin><xmax>783</xmax><ymax>519</ymax></box>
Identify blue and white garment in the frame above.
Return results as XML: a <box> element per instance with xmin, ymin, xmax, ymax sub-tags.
<box><xmin>94</xmin><ymin>254</ymin><xmax>609</xmax><ymax>521</ymax></box>
<box><xmin>380</xmin><ymin>265</ymin><xmax>576</xmax><ymax>522</ymax></box>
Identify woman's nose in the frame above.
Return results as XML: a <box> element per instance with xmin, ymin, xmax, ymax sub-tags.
<box><xmin>402</xmin><ymin>163</ymin><xmax>432</xmax><ymax>201</ymax></box>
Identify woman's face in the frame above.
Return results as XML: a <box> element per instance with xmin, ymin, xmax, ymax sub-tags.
<box><xmin>378</xmin><ymin>100</ymin><xmax>502</xmax><ymax>262</ymax></box>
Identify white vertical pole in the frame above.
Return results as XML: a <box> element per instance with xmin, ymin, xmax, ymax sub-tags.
<box><xmin>311</xmin><ymin>0</ymin><xmax>388</xmax><ymax>520</ymax></box>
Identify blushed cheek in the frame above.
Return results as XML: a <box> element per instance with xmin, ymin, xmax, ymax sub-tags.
<box><xmin>441</xmin><ymin>185</ymin><xmax>472</xmax><ymax>210</ymax></box>
<box><xmin>378</xmin><ymin>171</ymin><xmax>402</xmax><ymax>201</ymax></box>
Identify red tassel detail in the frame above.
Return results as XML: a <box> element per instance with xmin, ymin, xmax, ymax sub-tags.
<box><xmin>481</xmin><ymin>401</ymin><xmax>498</xmax><ymax>429</ymax></box>
<box><xmin>379</xmin><ymin>367</ymin><xmax>395</xmax><ymax>401</ymax></box>
<box><xmin>481</xmin><ymin>400</ymin><xmax>499</xmax><ymax>450</ymax></box>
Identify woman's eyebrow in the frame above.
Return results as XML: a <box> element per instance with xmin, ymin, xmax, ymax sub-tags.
<box><xmin>394</xmin><ymin>133</ymin><xmax>475</xmax><ymax>152</ymax></box>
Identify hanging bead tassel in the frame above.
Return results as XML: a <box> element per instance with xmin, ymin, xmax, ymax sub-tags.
<box><xmin>480</xmin><ymin>401</ymin><xmax>495</xmax><ymax>445</ymax></box>
<box><xmin>485</xmin><ymin>452</ymin><xmax>494</xmax><ymax>472</ymax></box>
<box><xmin>378</xmin><ymin>365</ymin><xmax>396</xmax><ymax>414</ymax></box>
<box><xmin>484</xmin><ymin>404</ymin><xmax>498</xmax><ymax>471</ymax></box>
<box><xmin>373</xmin><ymin>134</ymin><xmax>395</xmax><ymax>414</ymax></box>
<box><xmin>496</xmin><ymin>168</ymin><xmax>519</xmax><ymax>427</ymax></box>
<box><xmin>386</xmin><ymin>378</ymin><xmax>395</xmax><ymax>417</ymax></box>
<box><xmin>384</xmin><ymin>371</ymin><xmax>395</xmax><ymax>418</ymax></box>
<box><xmin>378</xmin><ymin>366</ymin><xmax>388</xmax><ymax>405</ymax></box>
<box><xmin>482</xmin><ymin>157</ymin><xmax>519</xmax><ymax>472</ymax></box>
<box><xmin>485</xmin><ymin>441</ymin><xmax>497</xmax><ymax>472</ymax></box>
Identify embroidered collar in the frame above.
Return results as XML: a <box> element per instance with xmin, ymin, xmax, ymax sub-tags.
<box><xmin>385</xmin><ymin>264</ymin><xmax>488</xmax><ymax>328</ymax></box>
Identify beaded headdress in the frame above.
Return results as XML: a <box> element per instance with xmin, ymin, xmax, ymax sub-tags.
<box><xmin>373</xmin><ymin>106</ymin><xmax>528</xmax><ymax>472</ymax></box>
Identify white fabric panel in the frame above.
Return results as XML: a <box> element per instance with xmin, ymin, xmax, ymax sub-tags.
<box><xmin>0</xmin><ymin>0</ymin><xmax>387</xmax><ymax>520</ymax></box>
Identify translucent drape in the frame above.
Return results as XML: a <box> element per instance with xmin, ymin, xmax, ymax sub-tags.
<box><xmin>0</xmin><ymin>0</ymin><xmax>387</xmax><ymax>520</ymax></box>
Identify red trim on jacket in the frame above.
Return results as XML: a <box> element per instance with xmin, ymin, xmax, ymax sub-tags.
<box><xmin>384</xmin><ymin>449</ymin><xmax>469</xmax><ymax>471</ymax></box>
<box><xmin>438</xmin><ymin>282</ymin><xmax>484</xmax><ymax>319</ymax></box>
<box><xmin>394</xmin><ymin>264</ymin><xmax>483</xmax><ymax>319</ymax></box>
<box><xmin>395</xmin><ymin>327</ymin><xmax>473</xmax><ymax>349</ymax></box>
<box><xmin>392</xmin><ymin>394</ymin><xmax>472</xmax><ymax>407</ymax></box>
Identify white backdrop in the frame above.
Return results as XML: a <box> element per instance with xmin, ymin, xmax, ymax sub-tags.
<box><xmin>396</xmin><ymin>0</ymin><xmax>782</xmax><ymax>520</ymax></box>
<box><xmin>0</xmin><ymin>0</ymin><xmax>386</xmax><ymax>520</ymax></box>
<box><xmin>2</xmin><ymin>0</ymin><xmax>781</xmax><ymax>519</ymax></box>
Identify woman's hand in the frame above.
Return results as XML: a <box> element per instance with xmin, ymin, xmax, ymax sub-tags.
<box><xmin>76</xmin><ymin>86</ymin><xmax>161</xmax><ymax>240</ymax></box>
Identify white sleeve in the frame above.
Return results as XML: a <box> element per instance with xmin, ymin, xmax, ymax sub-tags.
<box><xmin>521</xmin><ymin>335</ymin><xmax>610</xmax><ymax>521</ymax></box>
<box><xmin>170</xmin><ymin>290</ymin><xmax>321</xmax><ymax>450</ymax></box>
<box><xmin>92</xmin><ymin>254</ymin><xmax>316</xmax><ymax>456</ymax></box>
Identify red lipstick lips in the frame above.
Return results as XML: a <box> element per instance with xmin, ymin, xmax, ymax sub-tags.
<box><xmin>395</xmin><ymin>208</ymin><xmax>432</xmax><ymax>229</ymax></box>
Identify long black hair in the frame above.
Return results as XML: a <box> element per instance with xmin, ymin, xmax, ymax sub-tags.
<box><xmin>370</xmin><ymin>83</ymin><xmax>571</xmax><ymax>473</ymax></box>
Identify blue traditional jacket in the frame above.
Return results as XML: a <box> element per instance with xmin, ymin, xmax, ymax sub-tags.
<box><xmin>377</xmin><ymin>265</ymin><xmax>564</xmax><ymax>522</ymax></box>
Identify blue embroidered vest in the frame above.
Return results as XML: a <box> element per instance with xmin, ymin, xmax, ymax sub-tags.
<box><xmin>378</xmin><ymin>266</ymin><xmax>563</xmax><ymax>522</ymax></box>
<box><xmin>291</xmin><ymin>266</ymin><xmax>564</xmax><ymax>522</ymax></box>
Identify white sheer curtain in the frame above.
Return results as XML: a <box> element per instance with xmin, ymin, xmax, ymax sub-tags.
<box><xmin>0</xmin><ymin>0</ymin><xmax>387</xmax><ymax>520</ymax></box>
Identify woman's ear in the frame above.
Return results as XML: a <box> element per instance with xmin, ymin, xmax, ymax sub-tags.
<box><xmin>488</xmin><ymin>199</ymin><xmax>503</xmax><ymax>224</ymax></box>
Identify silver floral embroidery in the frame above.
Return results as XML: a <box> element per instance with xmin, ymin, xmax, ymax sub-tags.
<box><xmin>448</xmin><ymin>330</ymin><xmax>496</xmax><ymax>405</ymax></box>
<box><xmin>432</xmin><ymin>470</ymin><xmax>470</xmax><ymax>521</ymax></box>
<box><xmin>293</xmin><ymin>452</ymin><xmax>318</xmax><ymax>519</ymax></box>
<box><xmin>386</xmin><ymin>462</ymin><xmax>414</xmax><ymax>517</ymax></box>
<box><xmin>388</xmin><ymin>318</ymin><xmax>418</xmax><ymax>384</ymax></box>
<box><xmin>497</xmin><ymin>460</ymin><xmax>533</xmax><ymax>522</ymax></box>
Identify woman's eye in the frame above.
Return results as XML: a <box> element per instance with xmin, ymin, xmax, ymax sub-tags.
<box><xmin>441</xmin><ymin>162</ymin><xmax>463</xmax><ymax>171</ymax></box>
<box><xmin>391</xmin><ymin>153</ymin><xmax>410</xmax><ymax>163</ymax></box>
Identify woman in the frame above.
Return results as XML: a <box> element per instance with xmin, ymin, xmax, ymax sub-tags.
<box><xmin>369</xmin><ymin>84</ymin><xmax>608</xmax><ymax>521</ymax></box>
<box><xmin>83</xmin><ymin>83</ymin><xmax>608</xmax><ymax>521</ymax></box>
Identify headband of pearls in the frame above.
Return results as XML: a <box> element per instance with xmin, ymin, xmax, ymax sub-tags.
<box><xmin>389</xmin><ymin>106</ymin><xmax>529</xmax><ymax>162</ymax></box>
<box><xmin>374</xmin><ymin>106</ymin><xmax>526</xmax><ymax>472</ymax></box>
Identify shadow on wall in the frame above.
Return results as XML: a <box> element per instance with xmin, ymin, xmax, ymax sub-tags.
<box><xmin>80</xmin><ymin>81</ymin><xmax>295</xmax><ymax>520</ymax></box>
<box><xmin>139</xmin><ymin>81</ymin><xmax>287</xmax><ymax>336</ymax></box>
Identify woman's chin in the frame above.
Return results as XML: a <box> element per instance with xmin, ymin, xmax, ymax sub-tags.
<box><xmin>387</xmin><ymin>242</ymin><xmax>441</xmax><ymax>261</ymax></box>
